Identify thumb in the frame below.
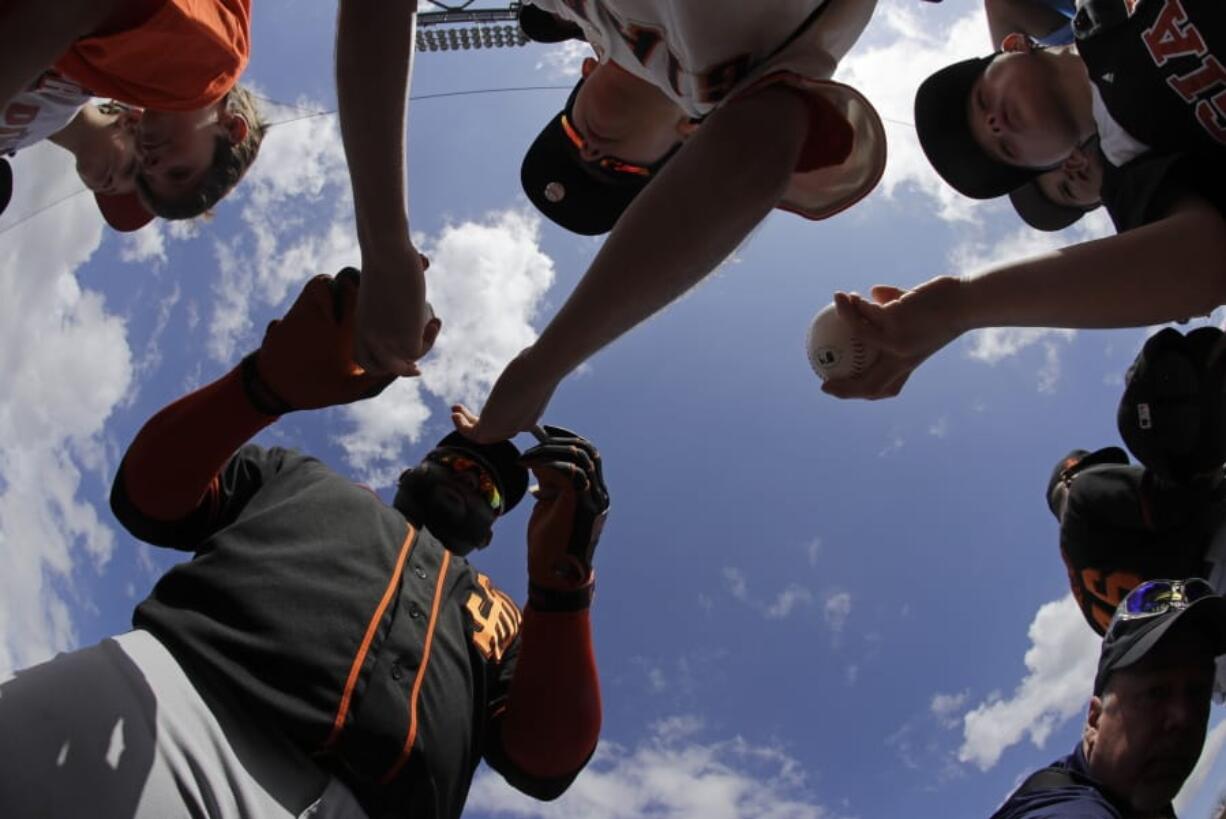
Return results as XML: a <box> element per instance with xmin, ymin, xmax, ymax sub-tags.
<box><xmin>870</xmin><ymin>285</ymin><xmax>906</xmax><ymax>305</ymax></box>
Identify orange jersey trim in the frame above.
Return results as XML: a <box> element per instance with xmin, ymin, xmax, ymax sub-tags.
<box><xmin>379</xmin><ymin>551</ymin><xmax>453</xmax><ymax>784</ymax></box>
<box><xmin>323</xmin><ymin>524</ymin><xmax>418</xmax><ymax>750</ymax></box>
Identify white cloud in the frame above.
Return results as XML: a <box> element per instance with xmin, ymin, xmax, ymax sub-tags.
<box><xmin>336</xmin><ymin>209</ymin><xmax>557</xmax><ymax>485</ymax></box>
<box><xmin>723</xmin><ymin>567</ymin><xmax>816</xmax><ymax>621</ymax></box>
<box><xmin>119</xmin><ymin>222</ymin><xmax>167</xmax><ymax>266</ymax></box>
<box><xmin>928</xmin><ymin>416</ymin><xmax>949</xmax><ymax>438</ymax></box>
<box><xmin>0</xmin><ymin>144</ymin><xmax>132</xmax><ymax>676</ymax></box>
<box><xmin>535</xmin><ymin>40</ymin><xmax>590</xmax><ymax>79</ymax></box>
<box><xmin>806</xmin><ymin>537</ymin><xmax>822</xmax><ymax>567</ymax></box>
<box><xmin>824</xmin><ymin>592</ymin><xmax>853</xmax><ymax>634</ymax></box>
<box><xmin>466</xmin><ymin>717</ymin><xmax>839</xmax><ymax>819</ymax></box>
<box><xmin>957</xmin><ymin>595</ymin><xmax>1100</xmax><ymax>771</ymax></box>
<box><xmin>834</xmin><ymin>1</ymin><xmax>990</xmax><ymax>223</ymax></box>
<box><xmin>930</xmin><ymin>690</ymin><xmax>970</xmax><ymax>729</ymax></box>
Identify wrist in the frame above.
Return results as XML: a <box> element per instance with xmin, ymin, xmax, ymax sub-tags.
<box><xmin>239</xmin><ymin>352</ymin><xmax>293</xmax><ymax>416</ymax></box>
<box><xmin>944</xmin><ymin>275</ymin><xmax>979</xmax><ymax>334</ymax></box>
<box><xmin>528</xmin><ymin>577</ymin><xmax>594</xmax><ymax>612</ymax></box>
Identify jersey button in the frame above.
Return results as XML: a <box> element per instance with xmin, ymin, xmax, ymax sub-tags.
<box><xmin>391</xmin><ymin>662</ymin><xmax>404</xmax><ymax>680</ymax></box>
<box><xmin>413</xmin><ymin>566</ymin><xmax>428</xmax><ymax>580</ymax></box>
<box><xmin>408</xmin><ymin>602</ymin><xmax>423</xmax><ymax>619</ymax></box>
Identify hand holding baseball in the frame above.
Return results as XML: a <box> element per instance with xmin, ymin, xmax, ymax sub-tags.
<box><xmin>821</xmin><ymin>276</ymin><xmax>969</xmax><ymax>401</ymax></box>
<box><xmin>806</xmin><ymin>303</ymin><xmax>880</xmax><ymax>381</ymax></box>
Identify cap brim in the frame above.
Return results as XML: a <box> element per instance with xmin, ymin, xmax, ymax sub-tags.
<box><xmin>0</xmin><ymin>158</ymin><xmax>12</xmax><ymax>218</ymax></box>
<box><xmin>518</xmin><ymin>5</ymin><xmax>585</xmax><ymax>43</ymax></box>
<box><xmin>1009</xmin><ymin>180</ymin><xmax>1092</xmax><ymax>231</ymax></box>
<box><xmin>1110</xmin><ymin>595</ymin><xmax>1226</xmax><ymax>675</ymax></box>
<box><xmin>95</xmin><ymin>191</ymin><xmax>154</xmax><ymax>232</ymax></box>
<box><xmin>914</xmin><ymin>56</ymin><xmax>1041</xmax><ymax>200</ymax></box>
<box><xmin>521</xmin><ymin>94</ymin><xmax>650</xmax><ymax>236</ymax></box>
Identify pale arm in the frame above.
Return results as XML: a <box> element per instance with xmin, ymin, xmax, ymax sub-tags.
<box><xmin>335</xmin><ymin>0</ymin><xmax>430</xmax><ymax>376</ymax></box>
<box><xmin>470</xmin><ymin>83</ymin><xmax>811</xmax><ymax>441</ymax></box>
<box><xmin>824</xmin><ymin>194</ymin><xmax>1226</xmax><ymax>400</ymax></box>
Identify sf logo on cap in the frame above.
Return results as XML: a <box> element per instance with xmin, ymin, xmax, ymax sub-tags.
<box><xmin>544</xmin><ymin>182</ymin><xmax>566</xmax><ymax>203</ymax></box>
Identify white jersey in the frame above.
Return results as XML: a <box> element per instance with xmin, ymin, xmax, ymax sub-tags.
<box><xmin>0</xmin><ymin>70</ymin><xmax>91</xmax><ymax>155</ymax></box>
<box><xmin>527</xmin><ymin>0</ymin><xmax>886</xmax><ymax>220</ymax></box>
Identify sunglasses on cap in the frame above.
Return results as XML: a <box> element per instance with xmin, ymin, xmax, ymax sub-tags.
<box><xmin>1108</xmin><ymin>579</ymin><xmax>1217</xmax><ymax>632</ymax></box>
<box><xmin>429</xmin><ymin>450</ymin><xmax>504</xmax><ymax>513</ymax></box>
<box><xmin>558</xmin><ymin>113</ymin><xmax>653</xmax><ymax>178</ymax></box>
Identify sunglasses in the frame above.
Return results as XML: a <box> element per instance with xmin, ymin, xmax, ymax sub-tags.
<box><xmin>1109</xmin><ymin>579</ymin><xmax>1216</xmax><ymax>631</ymax></box>
<box><xmin>430</xmin><ymin>450</ymin><xmax>503</xmax><ymax>513</ymax></box>
<box><xmin>559</xmin><ymin>113</ymin><xmax>653</xmax><ymax>178</ymax></box>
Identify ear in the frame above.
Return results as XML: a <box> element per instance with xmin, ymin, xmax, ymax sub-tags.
<box><xmin>581</xmin><ymin>57</ymin><xmax>598</xmax><ymax>78</ymax></box>
<box><xmin>1062</xmin><ymin>146</ymin><xmax>1090</xmax><ymax>172</ymax></box>
<box><xmin>222</xmin><ymin>112</ymin><xmax>250</xmax><ymax>145</ymax></box>
<box><xmin>1083</xmin><ymin>696</ymin><xmax>1102</xmax><ymax>752</ymax></box>
<box><xmin>420</xmin><ymin>313</ymin><xmax>443</xmax><ymax>356</ymax></box>
<box><xmin>999</xmin><ymin>32</ymin><xmax>1035</xmax><ymax>53</ymax></box>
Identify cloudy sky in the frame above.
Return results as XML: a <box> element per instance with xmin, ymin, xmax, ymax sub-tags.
<box><xmin>3</xmin><ymin>0</ymin><xmax>1225</xmax><ymax>816</ymax></box>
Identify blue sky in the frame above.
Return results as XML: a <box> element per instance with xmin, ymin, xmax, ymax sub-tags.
<box><xmin>2</xmin><ymin>1</ymin><xmax>1225</xmax><ymax>816</ymax></box>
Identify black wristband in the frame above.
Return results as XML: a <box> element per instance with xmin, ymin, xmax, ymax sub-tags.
<box><xmin>239</xmin><ymin>353</ymin><xmax>294</xmax><ymax>416</ymax></box>
<box><xmin>528</xmin><ymin>579</ymin><xmax>594</xmax><ymax>612</ymax></box>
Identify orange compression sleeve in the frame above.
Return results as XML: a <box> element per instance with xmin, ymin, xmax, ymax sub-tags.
<box><xmin>119</xmin><ymin>365</ymin><xmax>276</xmax><ymax>523</ymax></box>
<box><xmin>500</xmin><ymin>605</ymin><xmax>602</xmax><ymax>779</ymax></box>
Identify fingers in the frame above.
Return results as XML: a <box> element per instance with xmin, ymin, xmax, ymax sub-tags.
<box><xmin>450</xmin><ymin>403</ymin><xmax>480</xmax><ymax>436</ymax></box>
<box><xmin>822</xmin><ymin>357</ymin><xmax>911</xmax><ymax>400</ymax></box>
<box><xmin>833</xmin><ymin>291</ymin><xmax>891</xmax><ymax>349</ymax></box>
<box><xmin>870</xmin><ymin>284</ymin><xmax>907</xmax><ymax>305</ymax></box>
<box><xmin>332</xmin><ymin>267</ymin><xmax>361</xmax><ymax>323</ymax></box>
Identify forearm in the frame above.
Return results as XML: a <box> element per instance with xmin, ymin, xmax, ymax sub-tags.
<box><xmin>530</xmin><ymin>86</ymin><xmax>810</xmax><ymax>380</ymax></box>
<box><xmin>500</xmin><ymin>606</ymin><xmax>601</xmax><ymax>778</ymax></box>
<box><xmin>117</xmin><ymin>367</ymin><xmax>276</xmax><ymax>522</ymax></box>
<box><xmin>985</xmin><ymin>0</ymin><xmax>1069</xmax><ymax>46</ymax></box>
<box><xmin>0</xmin><ymin>0</ymin><xmax>116</xmax><ymax>108</ymax></box>
<box><xmin>956</xmin><ymin>199</ymin><xmax>1226</xmax><ymax>331</ymax></box>
<box><xmin>335</xmin><ymin>0</ymin><xmax>416</xmax><ymax>264</ymax></box>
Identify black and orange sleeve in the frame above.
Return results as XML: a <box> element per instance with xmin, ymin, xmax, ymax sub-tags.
<box><xmin>110</xmin><ymin>365</ymin><xmax>279</xmax><ymax>549</ymax></box>
<box><xmin>483</xmin><ymin>604</ymin><xmax>601</xmax><ymax>800</ymax></box>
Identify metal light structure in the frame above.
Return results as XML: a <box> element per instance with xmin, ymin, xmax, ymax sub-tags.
<box><xmin>416</xmin><ymin>1</ymin><xmax>529</xmax><ymax>52</ymax></box>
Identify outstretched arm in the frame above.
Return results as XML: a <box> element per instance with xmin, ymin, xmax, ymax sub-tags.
<box><xmin>113</xmin><ymin>270</ymin><xmax>420</xmax><ymax>542</ymax></box>
<box><xmin>468</xmin><ymin>83</ymin><xmax>813</xmax><ymax>441</ymax></box>
<box><xmin>335</xmin><ymin>0</ymin><xmax>432</xmax><ymax>378</ymax></box>
<box><xmin>824</xmin><ymin>194</ymin><xmax>1226</xmax><ymax>400</ymax></box>
<box><xmin>483</xmin><ymin>425</ymin><xmax>609</xmax><ymax>793</ymax></box>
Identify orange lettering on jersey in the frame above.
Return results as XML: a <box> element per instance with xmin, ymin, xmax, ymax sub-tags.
<box><xmin>464</xmin><ymin>573</ymin><xmax>522</xmax><ymax>663</ymax></box>
<box><xmin>1167</xmin><ymin>55</ymin><xmax>1226</xmax><ymax>102</ymax></box>
<box><xmin>1142</xmin><ymin>0</ymin><xmax>1206</xmax><ymax>67</ymax></box>
<box><xmin>1196</xmin><ymin>97</ymin><xmax>1226</xmax><ymax>144</ymax></box>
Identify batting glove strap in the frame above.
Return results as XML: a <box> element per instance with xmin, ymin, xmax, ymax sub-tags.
<box><xmin>529</xmin><ymin>578</ymin><xmax>595</xmax><ymax>612</ymax></box>
<box><xmin>240</xmin><ymin>352</ymin><xmax>294</xmax><ymax>416</ymax></box>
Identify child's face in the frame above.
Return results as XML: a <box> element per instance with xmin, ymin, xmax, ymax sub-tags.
<box><xmin>967</xmin><ymin>50</ymin><xmax>1082</xmax><ymax>170</ymax></box>
<box><xmin>570</xmin><ymin>58</ymin><xmax>690</xmax><ymax>167</ymax></box>
<box><xmin>74</xmin><ymin>107</ymin><xmax>139</xmax><ymax>196</ymax></box>
<box><xmin>1036</xmin><ymin>147</ymin><xmax>1103</xmax><ymax>209</ymax></box>
<box><xmin>134</xmin><ymin>102</ymin><xmax>236</xmax><ymax>202</ymax></box>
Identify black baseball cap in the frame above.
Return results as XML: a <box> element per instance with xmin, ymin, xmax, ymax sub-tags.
<box><xmin>1117</xmin><ymin>327</ymin><xmax>1226</xmax><ymax>485</ymax></box>
<box><xmin>521</xmin><ymin>80</ymin><xmax>673</xmax><ymax>236</ymax></box>
<box><xmin>914</xmin><ymin>55</ymin><xmax>1043</xmax><ymax>199</ymax></box>
<box><xmin>1044</xmin><ymin>446</ymin><xmax>1129</xmax><ymax>518</ymax></box>
<box><xmin>518</xmin><ymin>4</ymin><xmax>585</xmax><ymax>43</ymax></box>
<box><xmin>433</xmin><ymin>431</ymin><xmax>529</xmax><ymax>514</ymax></box>
<box><xmin>1094</xmin><ymin>580</ymin><xmax>1226</xmax><ymax>695</ymax></box>
<box><xmin>1008</xmin><ymin>179</ymin><xmax>1093</xmax><ymax>231</ymax></box>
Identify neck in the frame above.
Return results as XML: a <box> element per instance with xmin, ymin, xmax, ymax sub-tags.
<box><xmin>47</xmin><ymin>106</ymin><xmax>107</xmax><ymax>156</ymax></box>
<box><xmin>1053</xmin><ymin>45</ymin><xmax>1098</xmax><ymax>144</ymax></box>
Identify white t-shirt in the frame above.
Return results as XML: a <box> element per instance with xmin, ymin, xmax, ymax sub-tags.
<box><xmin>527</xmin><ymin>0</ymin><xmax>886</xmax><ymax>220</ymax></box>
<box><xmin>1</xmin><ymin>70</ymin><xmax>92</xmax><ymax>156</ymax></box>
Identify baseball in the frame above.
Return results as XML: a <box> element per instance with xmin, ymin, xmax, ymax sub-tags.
<box><xmin>805</xmin><ymin>303</ymin><xmax>878</xmax><ymax>381</ymax></box>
